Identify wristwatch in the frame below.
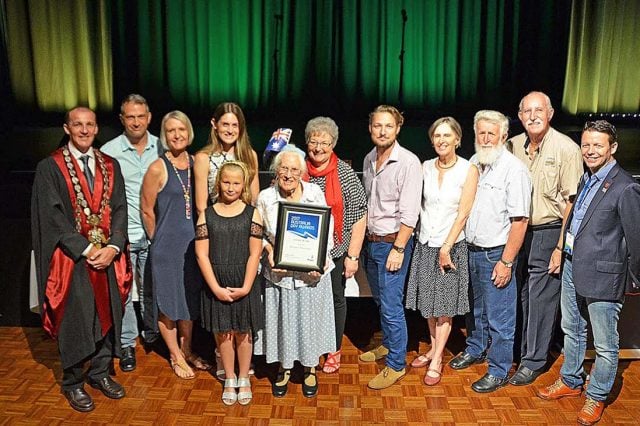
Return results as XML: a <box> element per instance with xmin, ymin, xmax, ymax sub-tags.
<box><xmin>500</xmin><ymin>258</ymin><xmax>514</xmax><ymax>268</ymax></box>
<box><xmin>346</xmin><ymin>254</ymin><xmax>359</xmax><ymax>261</ymax></box>
<box><xmin>392</xmin><ymin>245</ymin><xmax>405</xmax><ymax>254</ymax></box>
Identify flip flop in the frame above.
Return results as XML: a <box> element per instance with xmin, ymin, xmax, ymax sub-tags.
<box><xmin>171</xmin><ymin>358</ymin><xmax>195</xmax><ymax>380</ymax></box>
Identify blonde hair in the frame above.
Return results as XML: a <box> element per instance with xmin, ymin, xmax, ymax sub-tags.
<box><xmin>369</xmin><ymin>105</ymin><xmax>404</xmax><ymax>127</ymax></box>
<box><xmin>214</xmin><ymin>161</ymin><xmax>252</xmax><ymax>205</ymax></box>
<box><xmin>160</xmin><ymin>111</ymin><xmax>194</xmax><ymax>150</ymax></box>
<box><xmin>200</xmin><ymin>102</ymin><xmax>257</xmax><ymax>181</ymax></box>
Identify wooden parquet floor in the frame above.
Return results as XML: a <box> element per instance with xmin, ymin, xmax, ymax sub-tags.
<box><xmin>1</xmin><ymin>326</ymin><xmax>639</xmax><ymax>425</ymax></box>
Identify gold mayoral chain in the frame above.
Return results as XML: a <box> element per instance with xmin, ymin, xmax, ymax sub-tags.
<box><xmin>62</xmin><ymin>148</ymin><xmax>110</xmax><ymax>248</ymax></box>
<box><xmin>168</xmin><ymin>153</ymin><xmax>192</xmax><ymax>219</ymax></box>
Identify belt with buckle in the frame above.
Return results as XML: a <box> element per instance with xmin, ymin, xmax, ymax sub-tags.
<box><xmin>366</xmin><ymin>232</ymin><xmax>398</xmax><ymax>243</ymax></box>
<box><xmin>530</xmin><ymin>220</ymin><xmax>562</xmax><ymax>231</ymax></box>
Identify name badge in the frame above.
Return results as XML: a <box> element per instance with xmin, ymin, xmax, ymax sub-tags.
<box><xmin>564</xmin><ymin>232</ymin><xmax>575</xmax><ymax>256</ymax></box>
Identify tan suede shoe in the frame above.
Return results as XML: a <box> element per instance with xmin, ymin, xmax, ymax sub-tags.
<box><xmin>367</xmin><ymin>366</ymin><xmax>405</xmax><ymax>390</ymax></box>
<box><xmin>359</xmin><ymin>345</ymin><xmax>389</xmax><ymax>362</ymax></box>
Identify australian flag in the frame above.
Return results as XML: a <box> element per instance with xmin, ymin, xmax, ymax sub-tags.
<box><xmin>263</xmin><ymin>128</ymin><xmax>292</xmax><ymax>169</ymax></box>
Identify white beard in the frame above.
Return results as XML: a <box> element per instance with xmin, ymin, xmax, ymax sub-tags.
<box><xmin>475</xmin><ymin>143</ymin><xmax>505</xmax><ymax>165</ymax></box>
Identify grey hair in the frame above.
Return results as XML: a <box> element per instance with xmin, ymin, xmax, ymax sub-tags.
<box><xmin>474</xmin><ymin>110</ymin><xmax>509</xmax><ymax>140</ymax></box>
<box><xmin>159</xmin><ymin>110</ymin><xmax>194</xmax><ymax>150</ymax></box>
<box><xmin>305</xmin><ymin>116</ymin><xmax>339</xmax><ymax>145</ymax></box>
<box><xmin>270</xmin><ymin>144</ymin><xmax>307</xmax><ymax>176</ymax></box>
<box><xmin>518</xmin><ymin>91</ymin><xmax>553</xmax><ymax>112</ymax></box>
<box><xmin>120</xmin><ymin>94</ymin><xmax>149</xmax><ymax>114</ymax></box>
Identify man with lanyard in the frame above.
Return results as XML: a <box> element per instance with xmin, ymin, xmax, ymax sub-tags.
<box><xmin>360</xmin><ymin>105</ymin><xmax>422</xmax><ymax>390</ymax></box>
<box><xmin>508</xmin><ymin>91</ymin><xmax>583</xmax><ymax>386</ymax></box>
<box><xmin>537</xmin><ymin>120</ymin><xmax>640</xmax><ymax>425</ymax></box>
<box><xmin>449</xmin><ymin>110</ymin><xmax>531</xmax><ymax>393</ymax></box>
<box><xmin>102</xmin><ymin>94</ymin><xmax>161</xmax><ymax>372</ymax></box>
<box><xmin>31</xmin><ymin>106</ymin><xmax>131</xmax><ymax>412</ymax></box>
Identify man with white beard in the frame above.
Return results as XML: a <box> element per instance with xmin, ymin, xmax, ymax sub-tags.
<box><xmin>449</xmin><ymin>110</ymin><xmax>531</xmax><ymax>393</ymax></box>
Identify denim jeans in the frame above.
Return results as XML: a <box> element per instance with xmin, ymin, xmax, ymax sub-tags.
<box><xmin>466</xmin><ymin>246</ymin><xmax>517</xmax><ymax>379</ymax></box>
<box><xmin>560</xmin><ymin>259</ymin><xmax>622</xmax><ymax>402</ymax></box>
<box><xmin>363</xmin><ymin>237</ymin><xmax>414</xmax><ymax>371</ymax></box>
<box><xmin>120</xmin><ymin>239</ymin><xmax>149</xmax><ymax>348</ymax></box>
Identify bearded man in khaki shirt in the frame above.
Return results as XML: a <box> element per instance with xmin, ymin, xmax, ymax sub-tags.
<box><xmin>508</xmin><ymin>91</ymin><xmax>583</xmax><ymax>386</ymax></box>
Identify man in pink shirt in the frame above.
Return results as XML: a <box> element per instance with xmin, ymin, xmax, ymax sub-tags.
<box><xmin>360</xmin><ymin>105</ymin><xmax>422</xmax><ymax>390</ymax></box>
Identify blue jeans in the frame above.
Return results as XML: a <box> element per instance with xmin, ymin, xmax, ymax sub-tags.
<box><xmin>560</xmin><ymin>259</ymin><xmax>622</xmax><ymax>402</ymax></box>
<box><xmin>363</xmin><ymin>237</ymin><xmax>414</xmax><ymax>371</ymax></box>
<box><xmin>466</xmin><ymin>247</ymin><xmax>517</xmax><ymax>379</ymax></box>
<box><xmin>120</xmin><ymin>239</ymin><xmax>149</xmax><ymax>348</ymax></box>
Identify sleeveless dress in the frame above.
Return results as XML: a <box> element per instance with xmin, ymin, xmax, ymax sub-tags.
<box><xmin>150</xmin><ymin>155</ymin><xmax>201</xmax><ymax>321</ymax></box>
<box><xmin>200</xmin><ymin>205</ymin><xmax>264</xmax><ymax>334</ymax></box>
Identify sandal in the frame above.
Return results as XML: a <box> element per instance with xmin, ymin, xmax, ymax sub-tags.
<box><xmin>411</xmin><ymin>354</ymin><xmax>432</xmax><ymax>368</ymax></box>
<box><xmin>423</xmin><ymin>362</ymin><xmax>442</xmax><ymax>386</ymax></box>
<box><xmin>237</xmin><ymin>377</ymin><xmax>252</xmax><ymax>405</ymax></box>
<box><xmin>222</xmin><ymin>377</ymin><xmax>238</xmax><ymax>406</ymax></box>
<box><xmin>186</xmin><ymin>355</ymin><xmax>212</xmax><ymax>371</ymax></box>
<box><xmin>171</xmin><ymin>358</ymin><xmax>195</xmax><ymax>380</ymax></box>
<box><xmin>322</xmin><ymin>350</ymin><xmax>341</xmax><ymax>374</ymax></box>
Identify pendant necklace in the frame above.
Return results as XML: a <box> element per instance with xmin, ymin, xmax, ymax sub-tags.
<box><xmin>168</xmin><ymin>152</ymin><xmax>192</xmax><ymax>219</ymax></box>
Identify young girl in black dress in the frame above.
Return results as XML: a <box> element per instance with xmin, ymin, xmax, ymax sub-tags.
<box><xmin>195</xmin><ymin>161</ymin><xmax>264</xmax><ymax>406</ymax></box>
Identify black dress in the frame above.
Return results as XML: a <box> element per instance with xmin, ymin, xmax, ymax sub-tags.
<box><xmin>200</xmin><ymin>204</ymin><xmax>264</xmax><ymax>334</ymax></box>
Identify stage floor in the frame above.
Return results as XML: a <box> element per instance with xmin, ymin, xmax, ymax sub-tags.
<box><xmin>1</xmin><ymin>325</ymin><xmax>639</xmax><ymax>425</ymax></box>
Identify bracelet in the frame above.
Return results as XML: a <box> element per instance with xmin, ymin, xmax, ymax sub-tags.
<box><xmin>442</xmin><ymin>241</ymin><xmax>452</xmax><ymax>248</ymax></box>
<box><xmin>555</xmin><ymin>245</ymin><xmax>562</xmax><ymax>251</ymax></box>
<box><xmin>346</xmin><ymin>254</ymin><xmax>359</xmax><ymax>261</ymax></box>
<box><xmin>392</xmin><ymin>245</ymin><xmax>405</xmax><ymax>254</ymax></box>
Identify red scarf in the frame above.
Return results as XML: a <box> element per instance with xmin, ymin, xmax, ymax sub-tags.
<box><xmin>306</xmin><ymin>153</ymin><xmax>344</xmax><ymax>244</ymax></box>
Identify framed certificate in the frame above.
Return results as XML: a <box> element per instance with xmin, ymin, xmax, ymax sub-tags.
<box><xmin>273</xmin><ymin>202</ymin><xmax>332</xmax><ymax>273</ymax></box>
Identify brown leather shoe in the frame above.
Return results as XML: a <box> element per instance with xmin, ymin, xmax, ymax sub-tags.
<box><xmin>577</xmin><ymin>397</ymin><xmax>605</xmax><ymax>425</ymax></box>
<box><xmin>536</xmin><ymin>378</ymin><xmax>582</xmax><ymax>400</ymax></box>
<box><xmin>62</xmin><ymin>387</ymin><xmax>94</xmax><ymax>412</ymax></box>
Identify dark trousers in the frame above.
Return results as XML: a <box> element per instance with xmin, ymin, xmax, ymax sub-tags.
<box><xmin>61</xmin><ymin>329</ymin><xmax>115</xmax><ymax>391</ymax></box>
<box><xmin>519</xmin><ymin>226</ymin><xmax>562</xmax><ymax>371</ymax></box>
<box><xmin>330</xmin><ymin>254</ymin><xmax>347</xmax><ymax>350</ymax></box>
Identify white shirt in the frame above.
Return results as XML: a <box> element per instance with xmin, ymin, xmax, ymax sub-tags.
<box><xmin>418</xmin><ymin>157</ymin><xmax>471</xmax><ymax>247</ymax></box>
<box><xmin>67</xmin><ymin>143</ymin><xmax>95</xmax><ymax>174</ymax></box>
<box><xmin>466</xmin><ymin>148</ymin><xmax>531</xmax><ymax>247</ymax></box>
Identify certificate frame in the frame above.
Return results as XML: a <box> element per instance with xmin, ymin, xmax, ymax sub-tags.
<box><xmin>273</xmin><ymin>201</ymin><xmax>332</xmax><ymax>273</ymax></box>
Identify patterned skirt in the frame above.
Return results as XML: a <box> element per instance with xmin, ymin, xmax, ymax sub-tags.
<box><xmin>405</xmin><ymin>240</ymin><xmax>470</xmax><ymax>318</ymax></box>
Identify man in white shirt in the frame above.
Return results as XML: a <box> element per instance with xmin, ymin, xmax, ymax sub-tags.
<box><xmin>102</xmin><ymin>94</ymin><xmax>160</xmax><ymax>372</ymax></box>
<box><xmin>449</xmin><ymin>110</ymin><xmax>531</xmax><ymax>393</ymax></box>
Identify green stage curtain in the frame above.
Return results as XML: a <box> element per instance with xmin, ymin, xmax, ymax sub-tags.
<box><xmin>562</xmin><ymin>0</ymin><xmax>640</xmax><ymax>113</ymax></box>
<box><xmin>4</xmin><ymin>0</ymin><xmax>112</xmax><ymax>111</ymax></box>
<box><xmin>112</xmin><ymin>0</ymin><xmax>523</xmax><ymax>112</ymax></box>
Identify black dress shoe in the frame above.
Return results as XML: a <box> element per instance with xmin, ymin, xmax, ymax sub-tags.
<box><xmin>120</xmin><ymin>346</ymin><xmax>136</xmax><ymax>372</ymax></box>
<box><xmin>508</xmin><ymin>365</ymin><xmax>543</xmax><ymax>386</ymax></box>
<box><xmin>449</xmin><ymin>352</ymin><xmax>483</xmax><ymax>370</ymax></box>
<box><xmin>272</xmin><ymin>369</ymin><xmax>290</xmax><ymax>398</ymax></box>
<box><xmin>62</xmin><ymin>387</ymin><xmax>95</xmax><ymax>412</ymax></box>
<box><xmin>88</xmin><ymin>376</ymin><xmax>126</xmax><ymax>399</ymax></box>
<box><xmin>471</xmin><ymin>373</ymin><xmax>509</xmax><ymax>393</ymax></box>
<box><xmin>302</xmin><ymin>368</ymin><xmax>318</xmax><ymax>398</ymax></box>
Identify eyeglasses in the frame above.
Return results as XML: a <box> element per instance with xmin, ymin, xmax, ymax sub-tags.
<box><xmin>307</xmin><ymin>140</ymin><xmax>332</xmax><ymax>149</ymax></box>
<box><xmin>278</xmin><ymin>166</ymin><xmax>302</xmax><ymax>176</ymax></box>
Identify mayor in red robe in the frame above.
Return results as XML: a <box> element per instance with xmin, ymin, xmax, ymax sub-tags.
<box><xmin>31</xmin><ymin>106</ymin><xmax>131</xmax><ymax>412</ymax></box>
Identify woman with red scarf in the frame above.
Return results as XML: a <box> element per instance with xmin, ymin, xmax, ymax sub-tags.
<box><xmin>304</xmin><ymin>117</ymin><xmax>368</xmax><ymax>374</ymax></box>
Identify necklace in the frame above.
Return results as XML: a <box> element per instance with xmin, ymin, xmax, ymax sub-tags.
<box><xmin>62</xmin><ymin>147</ymin><xmax>110</xmax><ymax>247</ymax></box>
<box><xmin>437</xmin><ymin>156</ymin><xmax>458</xmax><ymax>169</ymax></box>
<box><xmin>168</xmin><ymin>152</ymin><xmax>192</xmax><ymax>219</ymax></box>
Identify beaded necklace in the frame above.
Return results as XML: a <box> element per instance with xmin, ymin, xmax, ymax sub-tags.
<box><xmin>167</xmin><ymin>152</ymin><xmax>192</xmax><ymax>219</ymax></box>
